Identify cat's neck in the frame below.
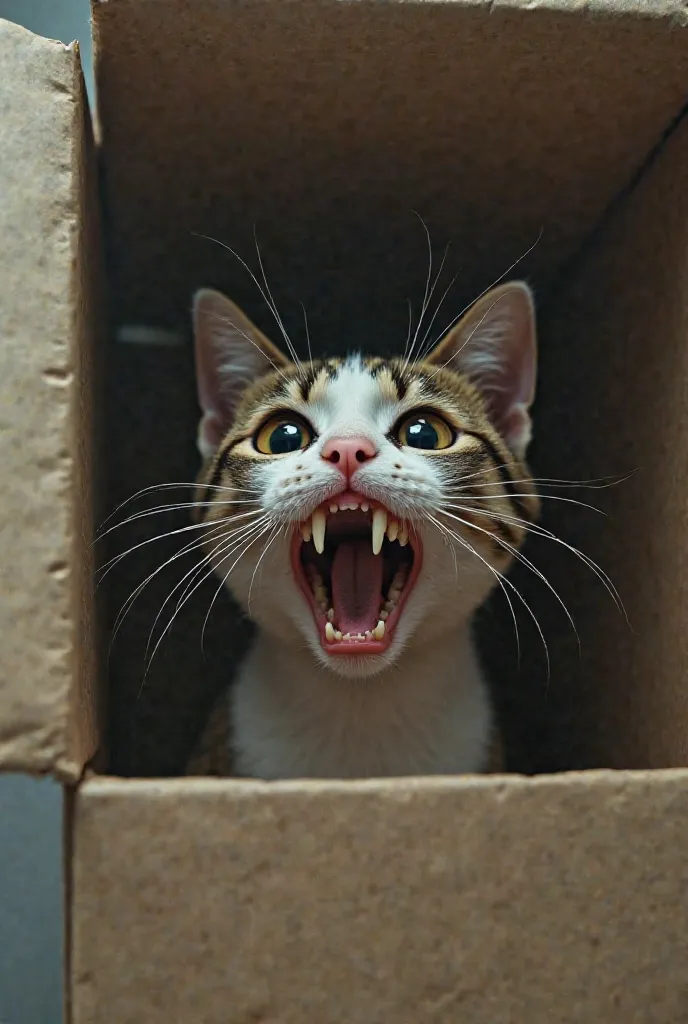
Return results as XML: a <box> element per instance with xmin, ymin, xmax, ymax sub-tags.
<box><xmin>230</xmin><ymin>626</ymin><xmax>493</xmax><ymax>779</ymax></box>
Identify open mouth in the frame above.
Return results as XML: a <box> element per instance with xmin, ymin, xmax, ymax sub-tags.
<box><xmin>291</xmin><ymin>492</ymin><xmax>422</xmax><ymax>655</ymax></box>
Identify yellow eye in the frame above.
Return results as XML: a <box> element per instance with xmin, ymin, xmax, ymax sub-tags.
<box><xmin>396</xmin><ymin>412</ymin><xmax>455</xmax><ymax>450</ymax></box>
<box><xmin>254</xmin><ymin>415</ymin><xmax>313</xmax><ymax>455</ymax></box>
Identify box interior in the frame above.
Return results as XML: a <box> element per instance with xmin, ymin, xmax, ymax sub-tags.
<box><xmin>88</xmin><ymin>0</ymin><xmax>688</xmax><ymax>777</ymax></box>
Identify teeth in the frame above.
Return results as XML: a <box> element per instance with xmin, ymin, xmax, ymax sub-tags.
<box><xmin>384</xmin><ymin>600</ymin><xmax>395</xmax><ymax>613</ymax></box>
<box><xmin>398</xmin><ymin>528</ymin><xmax>409</xmax><ymax>547</ymax></box>
<box><xmin>361</xmin><ymin>502</ymin><xmax>369</xmax><ymax>512</ymax></box>
<box><xmin>372</xmin><ymin>508</ymin><xmax>387</xmax><ymax>555</ymax></box>
<box><xmin>325</xmin><ymin>622</ymin><xmax>336</xmax><ymax>642</ymax></box>
<box><xmin>327</xmin><ymin>608</ymin><xmax>334</xmax><ymax>621</ymax></box>
<box><xmin>365</xmin><ymin>631</ymin><xmax>373</xmax><ymax>641</ymax></box>
<box><xmin>343</xmin><ymin>632</ymin><xmax>351</xmax><ymax>641</ymax></box>
<box><xmin>380</xmin><ymin>610</ymin><xmax>389</xmax><ymax>621</ymax></box>
<box><xmin>387</xmin><ymin>519</ymin><xmax>399</xmax><ymax>542</ymax></box>
<box><xmin>335</xmin><ymin>630</ymin><xmax>343</xmax><ymax>641</ymax></box>
<box><xmin>300</xmin><ymin>521</ymin><xmax>312</xmax><ymax>543</ymax></box>
<box><xmin>329</xmin><ymin>504</ymin><xmax>339</xmax><ymax>514</ymax></box>
<box><xmin>312</xmin><ymin>509</ymin><xmax>326</xmax><ymax>554</ymax></box>
<box><xmin>373</xmin><ymin>620</ymin><xmax>386</xmax><ymax>640</ymax></box>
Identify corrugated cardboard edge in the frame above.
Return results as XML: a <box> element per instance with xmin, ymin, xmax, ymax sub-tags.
<box><xmin>0</xmin><ymin>21</ymin><xmax>100</xmax><ymax>781</ymax></box>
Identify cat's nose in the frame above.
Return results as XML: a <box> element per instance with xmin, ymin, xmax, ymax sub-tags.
<box><xmin>321</xmin><ymin>435</ymin><xmax>377</xmax><ymax>479</ymax></box>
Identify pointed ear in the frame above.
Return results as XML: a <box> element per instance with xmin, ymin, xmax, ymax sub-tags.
<box><xmin>425</xmin><ymin>281</ymin><xmax>537</xmax><ymax>457</ymax></box>
<box><xmin>193</xmin><ymin>288</ymin><xmax>289</xmax><ymax>460</ymax></box>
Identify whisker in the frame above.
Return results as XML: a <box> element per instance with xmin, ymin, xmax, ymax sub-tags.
<box><xmin>448</xmin><ymin>492</ymin><xmax>605</xmax><ymax>516</ymax></box>
<box><xmin>145</xmin><ymin>518</ymin><xmax>275</xmax><ymax>678</ymax></box>
<box><xmin>439</xmin><ymin>506</ymin><xmax>580</xmax><ymax>652</ymax></box>
<box><xmin>146</xmin><ymin>517</ymin><xmax>272</xmax><ymax>662</ymax></box>
<box><xmin>425</xmin><ymin>228</ymin><xmax>542</xmax><ymax>353</ymax></box>
<box><xmin>206</xmin><ymin>311</ymin><xmax>289</xmax><ymax>383</ymax></box>
<box><xmin>110</xmin><ymin>517</ymin><xmax>254</xmax><ymax>651</ymax></box>
<box><xmin>246</xmin><ymin>521</ymin><xmax>284</xmax><ymax>615</ymax></box>
<box><xmin>423</xmin><ymin>512</ymin><xmax>522</xmax><ymax>671</ymax></box>
<box><xmin>445</xmin><ymin>502</ymin><xmax>627</xmax><ymax>621</ymax></box>
<box><xmin>97</xmin><ymin>499</ymin><xmax>261</xmax><ymax>539</ymax></box>
<box><xmin>402</xmin><ymin>212</ymin><xmax>434</xmax><ymax>370</ymax></box>
<box><xmin>96</xmin><ymin>509</ymin><xmax>264</xmax><ymax>583</ymax></box>
<box><xmin>301</xmin><ymin>302</ymin><xmax>313</xmax><ymax>365</ymax></box>
<box><xmin>193</xmin><ymin>230</ymin><xmax>300</xmax><ymax>372</ymax></box>
<box><xmin>428</xmin><ymin>512</ymin><xmax>551</xmax><ymax>678</ymax></box>
<box><xmin>200</xmin><ymin>519</ymin><xmax>277</xmax><ymax>652</ymax></box>
<box><xmin>98</xmin><ymin>481</ymin><xmax>262</xmax><ymax>529</ymax></box>
<box><xmin>253</xmin><ymin>226</ymin><xmax>303</xmax><ymax>372</ymax></box>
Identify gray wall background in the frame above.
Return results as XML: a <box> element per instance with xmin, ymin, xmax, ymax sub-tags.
<box><xmin>0</xmin><ymin>5</ymin><xmax>92</xmax><ymax>1022</ymax></box>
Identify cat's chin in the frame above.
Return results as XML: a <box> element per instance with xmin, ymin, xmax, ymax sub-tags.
<box><xmin>289</xmin><ymin>495</ymin><xmax>422</xmax><ymax>663</ymax></box>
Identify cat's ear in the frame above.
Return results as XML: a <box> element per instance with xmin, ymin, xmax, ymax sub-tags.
<box><xmin>193</xmin><ymin>288</ymin><xmax>288</xmax><ymax>460</ymax></box>
<box><xmin>426</xmin><ymin>281</ymin><xmax>537</xmax><ymax>457</ymax></box>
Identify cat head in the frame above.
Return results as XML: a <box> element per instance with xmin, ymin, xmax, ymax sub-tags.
<box><xmin>192</xmin><ymin>282</ymin><xmax>539</xmax><ymax>678</ymax></box>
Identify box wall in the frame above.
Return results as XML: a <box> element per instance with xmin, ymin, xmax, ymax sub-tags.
<box><xmin>524</xmin><ymin>113</ymin><xmax>688</xmax><ymax>770</ymax></box>
<box><xmin>70</xmin><ymin>772</ymin><xmax>688</xmax><ymax>1024</ymax></box>
<box><xmin>0</xmin><ymin>21</ymin><xmax>99</xmax><ymax>780</ymax></box>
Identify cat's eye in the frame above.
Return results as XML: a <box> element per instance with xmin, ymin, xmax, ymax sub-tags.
<box><xmin>396</xmin><ymin>412</ymin><xmax>455</xmax><ymax>451</ymax></box>
<box><xmin>254</xmin><ymin>415</ymin><xmax>313</xmax><ymax>455</ymax></box>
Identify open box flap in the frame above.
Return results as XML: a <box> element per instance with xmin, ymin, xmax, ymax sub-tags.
<box><xmin>70</xmin><ymin>771</ymin><xmax>688</xmax><ymax>1022</ymax></box>
<box><xmin>0</xmin><ymin>20</ymin><xmax>101</xmax><ymax>781</ymax></box>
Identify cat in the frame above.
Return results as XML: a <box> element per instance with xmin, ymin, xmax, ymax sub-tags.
<box><xmin>186</xmin><ymin>281</ymin><xmax>539</xmax><ymax>779</ymax></box>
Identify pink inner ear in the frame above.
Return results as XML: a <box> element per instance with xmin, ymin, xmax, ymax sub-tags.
<box><xmin>198</xmin><ymin>412</ymin><xmax>226</xmax><ymax>460</ymax></box>
<box><xmin>451</xmin><ymin>283</ymin><xmax>537</xmax><ymax>455</ymax></box>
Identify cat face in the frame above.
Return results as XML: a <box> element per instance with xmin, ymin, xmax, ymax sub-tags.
<box><xmin>192</xmin><ymin>282</ymin><xmax>539</xmax><ymax>678</ymax></box>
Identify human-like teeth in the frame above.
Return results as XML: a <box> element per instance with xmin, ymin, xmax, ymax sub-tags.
<box><xmin>300</xmin><ymin>521</ymin><xmax>312</xmax><ymax>543</ymax></box>
<box><xmin>387</xmin><ymin>519</ymin><xmax>399</xmax><ymax>542</ymax></box>
<box><xmin>373</xmin><ymin>620</ymin><xmax>385</xmax><ymax>640</ymax></box>
<box><xmin>312</xmin><ymin>509</ymin><xmax>326</xmax><ymax>554</ymax></box>
<box><xmin>325</xmin><ymin>622</ymin><xmax>336</xmax><ymax>641</ymax></box>
<box><xmin>372</xmin><ymin>508</ymin><xmax>387</xmax><ymax>555</ymax></box>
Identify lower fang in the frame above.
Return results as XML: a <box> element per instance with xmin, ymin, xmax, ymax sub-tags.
<box><xmin>373</xmin><ymin>620</ymin><xmax>385</xmax><ymax>640</ymax></box>
<box><xmin>325</xmin><ymin>622</ymin><xmax>335</xmax><ymax>641</ymax></box>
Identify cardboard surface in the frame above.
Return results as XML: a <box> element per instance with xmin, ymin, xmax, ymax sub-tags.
<box><xmin>71</xmin><ymin>772</ymin><xmax>688</xmax><ymax>1023</ymax></box>
<box><xmin>0</xmin><ymin>20</ymin><xmax>100</xmax><ymax>780</ymax></box>
<box><xmin>530</xmin><ymin>114</ymin><xmax>688</xmax><ymax>771</ymax></box>
<box><xmin>91</xmin><ymin>0</ymin><xmax>688</xmax><ymax>776</ymax></box>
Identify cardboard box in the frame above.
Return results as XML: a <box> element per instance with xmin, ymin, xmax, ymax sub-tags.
<box><xmin>3</xmin><ymin>0</ymin><xmax>688</xmax><ymax>1020</ymax></box>
<box><xmin>0</xmin><ymin>19</ymin><xmax>100</xmax><ymax>781</ymax></box>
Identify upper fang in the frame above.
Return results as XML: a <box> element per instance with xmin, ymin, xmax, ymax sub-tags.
<box><xmin>372</xmin><ymin>508</ymin><xmax>387</xmax><ymax>555</ymax></box>
<box><xmin>312</xmin><ymin>509</ymin><xmax>326</xmax><ymax>554</ymax></box>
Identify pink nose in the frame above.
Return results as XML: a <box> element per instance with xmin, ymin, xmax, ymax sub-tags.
<box><xmin>321</xmin><ymin>435</ymin><xmax>377</xmax><ymax>479</ymax></box>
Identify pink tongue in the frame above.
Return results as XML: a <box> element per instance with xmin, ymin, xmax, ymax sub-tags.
<box><xmin>331</xmin><ymin>540</ymin><xmax>383</xmax><ymax>635</ymax></box>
